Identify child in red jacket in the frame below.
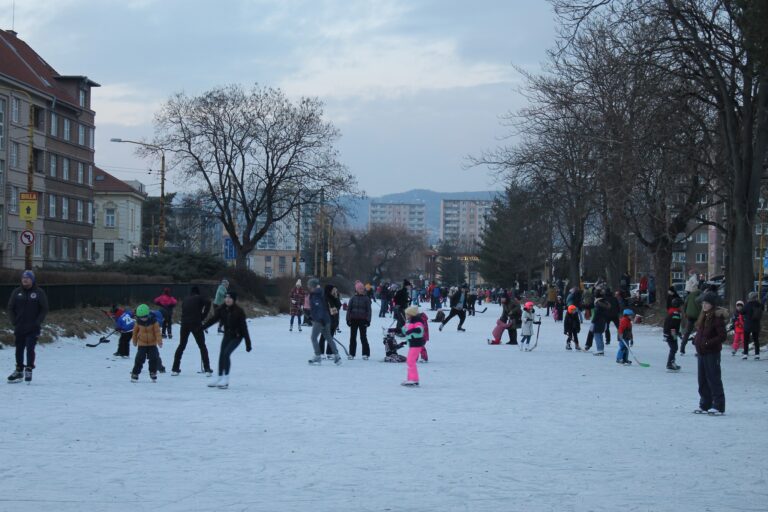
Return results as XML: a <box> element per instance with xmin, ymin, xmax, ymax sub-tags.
<box><xmin>731</xmin><ymin>300</ymin><xmax>745</xmax><ymax>356</ymax></box>
<box><xmin>617</xmin><ymin>309</ymin><xmax>634</xmax><ymax>365</ymax></box>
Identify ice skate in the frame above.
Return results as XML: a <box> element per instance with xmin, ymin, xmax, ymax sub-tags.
<box><xmin>7</xmin><ymin>369</ymin><xmax>23</xmax><ymax>384</ymax></box>
<box><xmin>308</xmin><ymin>356</ymin><xmax>322</xmax><ymax>365</ymax></box>
<box><xmin>23</xmin><ymin>367</ymin><xmax>32</xmax><ymax>383</ymax></box>
<box><xmin>401</xmin><ymin>380</ymin><xmax>419</xmax><ymax>387</ymax></box>
<box><xmin>208</xmin><ymin>375</ymin><xmax>223</xmax><ymax>387</ymax></box>
<box><xmin>217</xmin><ymin>375</ymin><xmax>229</xmax><ymax>389</ymax></box>
<box><xmin>150</xmin><ymin>372</ymin><xmax>157</xmax><ymax>382</ymax></box>
<box><xmin>130</xmin><ymin>373</ymin><xmax>138</xmax><ymax>383</ymax></box>
<box><xmin>334</xmin><ymin>355</ymin><xmax>342</xmax><ymax>365</ymax></box>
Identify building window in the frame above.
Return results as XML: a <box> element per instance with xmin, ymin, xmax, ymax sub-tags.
<box><xmin>48</xmin><ymin>235</ymin><xmax>57</xmax><ymax>259</ymax></box>
<box><xmin>49</xmin><ymin>154</ymin><xmax>57</xmax><ymax>177</ymax></box>
<box><xmin>61</xmin><ymin>197</ymin><xmax>69</xmax><ymax>220</ymax></box>
<box><xmin>88</xmin><ymin>165</ymin><xmax>93</xmax><ymax>186</ymax></box>
<box><xmin>10</xmin><ymin>142</ymin><xmax>19</xmax><ymax>168</ymax></box>
<box><xmin>61</xmin><ymin>238</ymin><xmax>69</xmax><ymax>260</ymax></box>
<box><xmin>104</xmin><ymin>242</ymin><xmax>114</xmax><ymax>263</ymax></box>
<box><xmin>78</xmin><ymin>125</ymin><xmax>85</xmax><ymax>145</ymax></box>
<box><xmin>11</xmin><ymin>97</ymin><xmax>20</xmax><ymax>123</ymax></box>
<box><xmin>32</xmin><ymin>105</ymin><xmax>45</xmax><ymax>131</ymax></box>
<box><xmin>695</xmin><ymin>252</ymin><xmax>708</xmax><ymax>263</ymax></box>
<box><xmin>88</xmin><ymin>201</ymin><xmax>94</xmax><ymax>224</ymax></box>
<box><xmin>9</xmin><ymin>186</ymin><xmax>18</xmax><ymax>214</ymax></box>
<box><xmin>279</xmin><ymin>256</ymin><xmax>286</xmax><ymax>273</ymax></box>
<box><xmin>672</xmin><ymin>252</ymin><xmax>686</xmax><ymax>263</ymax></box>
<box><xmin>48</xmin><ymin>194</ymin><xmax>56</xmax><ymax>218</ymax></box>
<box><xmin>105</xmin><ymin>208</ymin><xmax>116</xmax><ymax>228</ymax></box>
<box><xmin>11</xmin><ymin>230</ymin><xmax>19</xmax><ymax>256</ymax></box>
<box><xmin>63</xmin><ymin>118</ymin><xmax>71</xmax><ymax>140</ymax></box>
<box><xmin>755</xmin><ymin>223</ymin><xmax>764</xmax><ymax>236</ymax></box>
<box><xmin>50</xmin><ymin>112</ymin><xmax>57</xmax><ymax>137</ymax></box>
<box><xmin>77</xmin><ymin>162</ymin><xmax>84</xmax><ymax>184</ymax></box>
<box><xmin>0</xmin><ymin>159</ymin><xmax>4</xmax><ymax>183</ymax></box>
<box><xmin>77</xmin><ymin>200</ymin><xmax>83</xmax><ymax>222</ymax></box>
<box><xmin>79</xmin><ymin>90</ymin><xmax>86</xmax><ymax>108</ymax></box>
<box><xmin>89</xmin><ymin>128</ymin><xmax>95</xmax><ymax>149</ymax></box>
<box><xmin>62</xmin><ymin>158</ymin><xmax>70</xmax><ymax>180</ymax></box>
<box><xmin>76</xmin><ymin>239</ymin><xmax>83</xmax><ymax>261</ymax></box>
<box><xmin>0</xmin><ymin>98</ymin><xmax>5</xmax><ymax>149</ymax></box>
<box><xmin>33</xmin><ymin>234</ymin><xmax>42</xmax><ymax>257</ymax></box>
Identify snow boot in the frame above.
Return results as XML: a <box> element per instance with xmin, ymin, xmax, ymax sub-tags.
<box><xmin>208</xmin><ymin>375</ymin><xmax>223</xmax><ymax>387</ymax></box>
<box><xmin>217</xmin><ymin>375</ymin><xmax>229</xmax><ymax>389</ymax></box>
<box><xmin>7</xmin><ymin>369</ymin><xmax>23</xmax><ymax>384</ymax></box>
<box><xmin>130</xmin><ymin>373</ymin><xmax>138</xmax><ymax>383</ymax></box>
<box><xmin>24</xmin><ymin>367</ymin><xmax>32</xmax><ymax>383</ymax></box>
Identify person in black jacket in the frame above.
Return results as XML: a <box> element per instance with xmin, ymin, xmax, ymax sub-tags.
<box><xmin>8</xmin><ymin>270</ymin><xmax>48</xmax><ymax>383</ymax></box>
<box><xmin>319</xmin><ymin>285</ymin><xmax>342</xmax><ymax>357</ymax></box>
<box><xmin>7</xmin><ymin>270</ymin><xmax>49</xmax><ymax>384</ymax></box>
<box><xmin>347</xmin><ymin>281</ymin><xmax>372</xmax><ymax>359</ymax></box>
<box><xmin>439</xmin><ymin>284</ymin><xmax>468</xmax><ymax>332</ymax></box>
<box><xmin>202</xmin><ymin>292</ymin><xmax>251</xmax><ymax>389</ymax></box>
<box><xmin>564</xmin><ymin>305</ymin><xmax>581</xmax><ymax>350</ymax></box>
<box><xmin>172</xmin><ymin>286</ymin><xmax>213</xmax><ymax>376</ymax></box>
<box><xmin>663</xmin><ymin>298</ymin><xmax>683</xmax><ymax>371</ymax></box>
<box><xmin>742</xmin><ymin>291</ymin><xmax>762</xmax><ymax>360</ymax></box>
<box><xmin>393</xmin><ymin>280</ymin><xmax>412</xmax><ymax>331</ymax></box>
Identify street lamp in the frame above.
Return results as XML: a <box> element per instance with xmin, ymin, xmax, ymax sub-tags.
<box><xmin>110</xmin><ymin>138</ymin><xmax>168</xmax><ymax>250</ymax></box>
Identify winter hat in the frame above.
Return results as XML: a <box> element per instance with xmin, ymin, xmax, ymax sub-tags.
<box><xmin>405</xmin><ymin>305</ymin><xmax>420</xmax><ymax>318</ymax></box>
<box><xmin>225</xmin><ymin>291</ymin><xmax>238</xmax><ymax>302</ymax></box>
<box><xmin>623</xmin><ymin>309</ymin><xmax>634</xmax><ymax>316</ymax></box>
<box><xmin>524</xmin><ymin>301</ymin><xmax>534</xmax><ymax>310</ymax></box>
<box><xmin>136</xmin><ymin>304</ymin><xmax>150</xmax><ymax>318</ymax></box>
<box><xmin>748</xmin><ymin>291</ymin><xmax>758</xmax><ymax>302</ymax></box>
<box><xmin>191</xmin><ymin>286</ymin><xmax>200</xmax><ymax>295</ymax></box>
<box><xmin>21</xmin><ymin>270</ymin><xmax>35</xmax><ymax>284</ymax></box>
<box><xmin>671</xmin><ymin>297</ymin><xmax>682</xmax><ymax>308</ymax></box>
<box><xmin>221</xmin><ymin>279</ymin><xmax>229</xmax><ymax>286</ymax></box>
<box><xmin>308</xmin><ymin>278</ymin><xmax>320</xmax><ymax>289</ymax></box>
<box><xmin>736</xmin><ymin>300</ymin><xmax>744</xmax><ymax>307</ymax></box>
<box><xmin>296</xmin><ymin>279</ymin><xmax>302</xmax><ymax>287</ymax></box>
<box><xmin>355</xmin><ymin>281</ymin><xmax>365</xmax><ymax>294</ymax></box>
<box><xmin>567</xmin><ymin>305</ymin><xmax>577</xmax><ymax>314</ymax></box>
<box><xmin>700</xmin><ymin>291</ymin><xmax>718</xmax><ymax>306</ymax></box>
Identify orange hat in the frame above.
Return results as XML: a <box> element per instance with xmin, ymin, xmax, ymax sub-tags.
<box><xmin>567</xmin><ymin>305</ymin><xmax>577</xmax><ymax>314</ymax></box>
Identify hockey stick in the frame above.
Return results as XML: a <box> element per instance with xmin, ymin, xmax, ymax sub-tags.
<box><xmin>528</xmin><ymin>315</ymin><xmax>542</xmax><ymax>351</ymax></box>
<box><xmin>625</xmin><ymin>340</ymin><xmax>650</xmax><ymax>367</ymax></box>
<box><xmin>86</xmin><ymin>330</ymin><xmax>116</xmax><ymax>347</ymax></box>
<box><xmin>332</xmin><ymin>337</ymin><xmax>350</xmax><ymax>357</ymax></box>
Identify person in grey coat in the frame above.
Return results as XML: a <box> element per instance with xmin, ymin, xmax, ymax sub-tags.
<box><xmin>307</xmin><ymin>278</ymin><xmax>341</xmax><ymax>365</ymax></box>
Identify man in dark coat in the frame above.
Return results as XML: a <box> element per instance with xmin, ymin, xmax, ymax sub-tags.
<box><xmin>439</xmin><ymin>284</ymin><xmax>469</xmax><ymax>332</ymax></box>
<box><xmin>7</xmin><ymin>270</ymin><xmax>49</xmax><ymax>383</ymax></box>
<box><xmin>172</xmin><ymin>286</ymin><xmax>213</xmax><ymax>376</ymax></box>
<box><xmin>393</xmin><ymin>280</ymin><xmax>412</xmax><ymax>331</ymax></box>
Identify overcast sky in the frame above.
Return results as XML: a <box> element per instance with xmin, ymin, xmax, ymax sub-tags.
<box><xmin>3</xmin><ymin>0</ymin><xmax>556</xmax><ymax>196</ymax></box>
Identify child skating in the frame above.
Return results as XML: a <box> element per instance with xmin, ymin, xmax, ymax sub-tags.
<box><xmin>130</xmin><ymin>304</ymin><xmax>163</xmax><ymax>383</ymax></box>
<box><xmin>402</xmin><ymin>306</ymin><xmax>426</xmax><ymax>386</ymax></box>
<box><xmin>731</xmin><ymin>300</ymin><xmax>745</xmax><ymax>356</ymax></box>
<box><xmin>616</xmin><ymin>309</ymin><xmax>634</xmax><ymax>365</ymax></box>
<box><xmin>563</xmin><ymin>305</ymin><xmax>581</xmax><ymax>350</ymax></box>
<box><xmin>663</xmin><ymin>298</ymin><xmax>682</xmax><ymax>371</ymax></box>
<box><xmin>520</xmin><ymin>302</ymin><xmax>539</xmax><ymax>351</ymax></box>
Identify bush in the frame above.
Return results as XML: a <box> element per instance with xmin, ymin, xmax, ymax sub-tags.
<box><xmin>100</xmin><ymin>252</ymin><xmax>227</xmax><ymax>282</ymax></box>
<box><xmin>0</xmin><ymin>268</ymin><xmax>167</xmax><ymax>285</ymax></box>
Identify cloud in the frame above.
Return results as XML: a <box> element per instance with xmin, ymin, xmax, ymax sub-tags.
<box><xmin>91</xmin><ymin>83</ymin><xmax>162</xmax><ymax>127</ymax></box>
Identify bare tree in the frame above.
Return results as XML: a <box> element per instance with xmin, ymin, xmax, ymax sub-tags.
<box><xmin>334</xmin><ymin>225</ymin><xmax>426</xmax><ymax>283</ymax></box>
<box><xmin>148</xmin><ymin>84</ymin><xmax>358</xmax><ymax>268</ymax></box>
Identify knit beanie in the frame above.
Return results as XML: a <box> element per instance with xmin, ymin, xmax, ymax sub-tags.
<box><xmin>405</xmin><ymin>305</ymin><xmax>420</xmax><ymax>318</ymax></box>
<box><xmin>21</xmin><ymin>270</ymin><xmax>35</xmax><ymax>284</ymax></box>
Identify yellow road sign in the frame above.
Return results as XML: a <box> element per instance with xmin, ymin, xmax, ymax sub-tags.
<box><xmin>19</xmin><ymin>192</ymin><xmax>38</xmax><ymax>221</ymax></box>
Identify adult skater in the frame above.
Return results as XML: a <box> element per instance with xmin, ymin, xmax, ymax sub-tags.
<box><xmin>584</xmin><ymin>291</ymin><xmax>609</xmax><ymax>355</ymax></box>
<box><xmin>307</xmin><ymin>278</ymin><xmax>341</xmax><ymax>365</ymax></box>
<box><xmin>213</xmin><ymin>278</ymin><xmax>229</xmax><ymax>333</ymax></box>
<box><xmin>393</xmin><ymin>280</ymin><xmax>412</xmax><ymax>331</ymax></box>
<box><xmin>153</xmin><ymin>287</ymin><xmax>178</xmax><ymax>339</ymax></box>
<box><xmin>439</xmin><ymin>284</ymin><xmax>468</xmax><ymax>332</ymax></box>
<box><xmin>741</xmin><ymin>292</ymin><xmax>762</xmax><ymax>360</ymax></box>
<box><xmin>693</xmin><ymin>292</ymin><xmax>726</xmax><ymax>415</ymax></box>
<box><xmin>172</xmin><ymin>286</ymin><xmax>212</xmax><ymax>376</ymax></box>
<box><xmin>130</xmin><ymin>304</ymin><xmax>163</xmax><ymax>383</ymax></box>
<box><xmin>110</xmin><ymin>305</ymin><xmax>135</xmax><ymax>358</ymax></box>
<box><xmin>202</xmin><ymin>291</ymin><xmax>252</xmax><ymax>389</ymax></box>
<box><xmin>679</xmin><ymin>284</ymin><xmax>701</xmax><ymax>355</ymax></box>
<box><xmin>347</xmin><ymin>281</ymin><xmax>372</xmax><ymax>359</ymax></box>
<box><xmin>6</xmin><ymin>270</ymin><xmax>49</xmax><ymax>384</ymax></box>
<box><xmin>289</xmin><ymin>280</ymin><xmax>305</xmax><ymax>332</ymax></box>
<box><xmin>318</xmin><ymin>284</ymin><xmax>341</xmax><ymax>357</ymax></box>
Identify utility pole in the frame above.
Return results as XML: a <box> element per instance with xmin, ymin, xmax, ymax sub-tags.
<box><xmin>295</xmin><ymin>204</ymin><xmax>301</xmax><ymax>277</ymax></box>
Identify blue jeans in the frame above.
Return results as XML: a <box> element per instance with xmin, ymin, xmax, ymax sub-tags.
<box><xmin>593</xmin><ymin>331</ymin><xmax>604</xmax><ymax>352</ymax></box>
<box><xmin>617</xmin><ymin>338</ymin><xmax>629</xmax><ymax>362</ymax></box>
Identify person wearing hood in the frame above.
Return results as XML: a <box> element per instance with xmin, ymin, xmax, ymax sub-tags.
<box><xmin>130</xmin><ymin>304</ymin><xmax>163</xmax><ymax>383</ymax></box>
<box><xmin>692</xmin><ymin>292</ymin><xmax>727</xmax><ymax>415</ymax></box>
<box><xmin>307</xmin><ymin>279</ymin><xmax>341</xmax><ymax>365</ymax></box>
<box><xmin>202</xmin><ymin>291</ymin><xmax>252</xmax><ymax>388</ymax></box>
<box><xmin>6</xmin><ymin>270</ymin><xmax>49</xmax><ymax>384</ymax></box>
<box><xmin>172</xmin><ymin>286</ymin><xmax>213</xmax><ymax>376</ymax></box>
<box><xmin>213</xmin><ymin>279</ymin><xmax>229</xmax><ymax>333</ymax></box>
<box><xmin>346</xmin><ymin>281</ymin><xmax>372</xmax><ymax>359</ymax></box>
<box><xmin>318</xmin><ymin>284</ymin><xmax>341</xmax><ymax>357</ymax></box>
<box><xmin>153</xmin><ymin>287</ymin><xmax>178</xmax><ymax>339</ymax></box>
<box><xmin>289</xmin><ymin>280</ymin><xmax>306</xmax><ymax>332</ymax></box>
<box><xmin>741</xmin><ymin>292</ymin><xmax>762</xmax><ymax>360</ymax></box>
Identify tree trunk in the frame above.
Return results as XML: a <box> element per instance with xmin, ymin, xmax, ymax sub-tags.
<box><xmin>603</xmin><ymin>228</ymin><xmax>624</xmax><ymax>290</ymax></box>
<box><xmin>568</xmin><ymin>245</ymin><xmax>581</xmax><ymax>288</ymax></box>
<box><xmin>235</xmin><ymin>250</ymin><xmax>249</xmax><ymax>270</ymax></box>
<box><xmin>727</xmin><ymin>209</ymin><xmax>755</xmax><ymax>310</ymax></box>
<box><xmin>653</xmin><ymin>244</ymin><xmax>673</xmax><ymax>313</ymax></box>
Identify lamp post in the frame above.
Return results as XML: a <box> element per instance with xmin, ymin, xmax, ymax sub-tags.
<box><xmin>110</xmin><ymin>138</ymin><xmax>167</xmax><ymax>250</ymax></box>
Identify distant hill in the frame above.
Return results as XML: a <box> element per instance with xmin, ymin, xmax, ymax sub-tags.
<box><xmin>341</xmin><ymin>189</ymin><xmax>500</xmax><ymax>242</ymax></box>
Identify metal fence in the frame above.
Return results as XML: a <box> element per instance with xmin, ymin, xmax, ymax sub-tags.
<box><xmin>0</xmin><ymin>283</ymin><xmax>219</xmax><ymax>311</ymax></box>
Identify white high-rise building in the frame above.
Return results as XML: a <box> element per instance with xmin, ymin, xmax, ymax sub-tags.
<box><xmin>369</xmin><ymin>202</ymin><xmax>426</xmax><ymax>235</ymax></box>
<box><xmin>440</xmin><ymin>199</ymin><xmax>493</xmax><ymax>250</ymax></box>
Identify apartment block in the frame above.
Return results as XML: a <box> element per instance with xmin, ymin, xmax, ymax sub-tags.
<box><xmin>0</xmin><ymin>29</ymin><xmax>98</xmax><ymax>268</ymax></box>
<box><xmin>440</xmin><ymin>199</ymin><xmax>493</xmax><ymax>251</ymax></box>
<box><xmin>369</xmin><ymin>202</ymin><xmax>426</xmax><ymax>235</ymax></box>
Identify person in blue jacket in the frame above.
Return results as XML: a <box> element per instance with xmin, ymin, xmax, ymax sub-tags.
<box><xmin>110</xmin><ymin>305</ymin><xmax>136</xmax><ymax>358</ymax></box>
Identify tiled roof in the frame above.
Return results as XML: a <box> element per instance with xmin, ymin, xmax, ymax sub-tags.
<box><xmin>94</xmin><ymin>167</ymin><xmax>147</xmax><ymax>197</ymax></box>
<box><xmin>0</xmin><ymin>29</ymin><xmax>99</xmax><ymax>107</ymax></box>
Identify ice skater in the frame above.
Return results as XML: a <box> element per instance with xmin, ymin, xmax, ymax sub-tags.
<box><xmin>693</xmin><ymin>292</ymin><xmax>726</xmax><ymax>415</ymax></box>
<box><xmin>203</xmin><ymin>291</ymin><xmax>252</xmax><ymax>389</ymax></box>
<box><xmin>307</xmin><ymin>279</ymin><xmax>341</xmax><ymax>365</ymax></box>
<box><xmin>110</xmin><ymin>305</ymin><xmax>135</xmax><ymax>358</ymax></box>
<box><xmin>663</xmin><ymin>298</ymin><xmax>682</xmax><ymax>371</ymax></box>
<box><xmin>520</xmin><ymin>302</ymin><xmax>538</xmax><ymax>351</ymax></box>
<box><xmin>730</xmin><ymin>300</ymin><xmax>745</xmax><ymax>356</ymax></box>
<box><xmin>289</xmin><ymin>280</ymin><xmax>305</xmax><ymax>332</ymax></box>
<box><xmin>6</xmin><ymin>270</ymin><xmax>49</xmax><ymax>384</ymax></box>
<box><xmin>439</xmin><ymin>284</ymin><xmax>469</xmax><ymax>332</ymax></box>
<box><xmin>131</xmin><ymin>304</ymin><xmax>163</xmax><ymax>383</ymax></box>
<box><xmin>401</xmin><ymin>306</ymin><xmax>426</xmax><ymax>386</ymax></box>
<box><xmin>616</xmin><ymin>309</ymin><xmax>634</xmax><ymax>365</ymax></box>
<box><xmin>564</xmin><ymin>305</ymin><xmax>581</xmax><ymax>350</ymax></box>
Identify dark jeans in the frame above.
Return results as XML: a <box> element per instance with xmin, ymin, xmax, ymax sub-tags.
<box><xmin>132</xmin><ymin>346</ymin><xmax>160</xmax><ymax>375</ymax></box>
<box><xmin>744</xmin><ymin>327</ymin><xmax>760</xmax><ymax>355</ymax></box>
<box><xmin>665</xmin><ymin>335</ymin><xmax>678</xmax><ymax>366</ymax></box>
<box><xmin>116</xmin><ymin>332</ymin><xmax>132</xmax><ymax>357</ymax></box>
<box><xmin>161</xmin><ymin>309</ymin><xmax>173</xmax><ymax>337</ymax></box>
<box><xmin>697</xmin><ymin>352</ymin><xmax>725</xmax><ymax>413</ymax></box>
<box><xmin>394</xmin><ymin>306</ymin><xmax>407</xmax><ymax>331</ymax></box>
<box><xmin>15</xmin><ymin>332</ymin><xmax>38</xmax><ymax>369</ymax></box>
<box><xmin>349</xmin><ymin>320</ymin><xmax>370</xmax><ymax>357</ymax></box>
<box><xmin>173</xmin><ymin>324</ymin><xmax>211</xmax><ymax>372</ymax></box>
<box><xmin>290</xmin><ymin>314</ymin><xmax>302</xmax><ymax>328</ymax></box>
<box><xmin>218</xmin><ymin>336</ymin><xmax>242</xmax><ymax>376</ymax></box>
<box><xmin>566</xmin><ymin>332</ymin><xmax>579</xmax><ymax>347</ymax></box>
<box><xmin>506</xmin><ymin>327</ymin><xmax>518</xmax><ymax>344</ymax></box>
<box><xmin>442</xmin><ymin>308</ymin><xmax>466</xmax><ymax>329</ymax></box>
<box><xmin>379</xmin><ymin>301</ymin><xmax>389</xmax><ymax>317</ymax></box>
<box><xmin>319</xmin><ymin>316</ymin><xmax>340</xmax><ymax>355</ymax></box>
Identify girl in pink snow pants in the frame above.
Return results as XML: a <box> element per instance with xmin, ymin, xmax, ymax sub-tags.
<box><xmin>402</xmin><ymin>306</ymin><xmax>426</xmax><ymax>386</ymax></box>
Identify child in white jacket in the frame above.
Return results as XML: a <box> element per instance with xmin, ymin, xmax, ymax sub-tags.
<box><xmin>521</xmin><ymin>301</ymin><xmax>538</xmax><ymax>351</ymax></box>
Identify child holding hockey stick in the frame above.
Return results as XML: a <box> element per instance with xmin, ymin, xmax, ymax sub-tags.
<box><xmin>616</xmin><ymin>309</ymin><xmax>634</xmax><ymax>365</ymax></box>
<box><xmin>401</xmin><ymin>306</ymin><xmax>426</xmax><ymax>386</ymax></box>
<box><xmin>521</xmin><ymin>302</ymin><xmax>539</xmax><ymax>351</ymax></box>
<box><xmin>563</xmin><ymin>305</ymin><xmax>581</xmax><ymax>350</ymax></box>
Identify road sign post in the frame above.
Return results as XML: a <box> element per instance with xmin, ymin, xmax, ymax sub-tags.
<box><xmin>20</xmin><ymin>230</ymin><xmax>35</xmax><ymax>246</ymax></box>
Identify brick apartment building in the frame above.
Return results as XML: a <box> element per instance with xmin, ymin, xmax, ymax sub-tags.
<box><xmin>0</xmin><ymin>29</ymin><xmax>98</xmax><ymax>269</ymax></box>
